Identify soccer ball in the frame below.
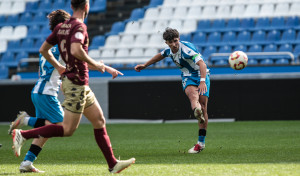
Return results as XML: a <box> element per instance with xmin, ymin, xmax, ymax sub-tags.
<box><xmin>228</xmin><ymin>51</ymin><xmax>248</xmax><ymax>70</ymax></box>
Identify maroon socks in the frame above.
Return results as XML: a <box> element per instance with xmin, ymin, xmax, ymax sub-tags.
<box><xmin>21</xmin><ymin>124</ymin><xmax>64</xmax><ymax>139</ymax></box>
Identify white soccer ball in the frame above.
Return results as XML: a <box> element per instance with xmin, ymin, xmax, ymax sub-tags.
<box><xmin>228</xmin><ymin>51</ymin><xmax>248</xmax><ymax>70</ymax></box>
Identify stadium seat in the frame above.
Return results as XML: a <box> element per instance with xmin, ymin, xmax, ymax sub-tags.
<box><xmin>173</xmin><ymin>6</ymin><xmax>187</xmax><ymax>20</ymax></box>
<box><xmin>274</xmin><ymin>3</ymin><xmax>289</xmax><ymax>17</ymax></box>
<box><xmin>163</xmin><ymin>0</ymin><xmax>178</xmax><ymax>6</ymax></box>
<box><xmin>218</xmin><ymin>45</ymin><xmax>232</xmax><ymax>53</ymax></box>
<box><xmin>244</xmin><ymin>4</ymin><xmax>259</xmax><ymax>18</ymax></box>
<box><xmin>266</xmin><ymin>30</ymin><xmax>281</xmax><ymax>43</ymax></box>
<box><xmin>259</xmin><ymin>3</ymin><xmax>274</xmax><ymax>17</ymax></box>
<box><xmin>20</xmin><ymin>38</ymin><xmax>34</xmax><ymax>52</ymax></box>
<box><xmin>233</xmin><ymin>45</ymin><xmax>247</xmax><ymax>52</ymax></box>
<box><xmin>0</xmin><ymin>16</ymin><xmax>5</xmax><ymax>26</ymax></box>
<box><xmin>178</xmin><ymin>0</ymin><xmax>193</xmax><ymax>6</ymax></box>
<box><xmin>255</xmin><ymin>17</ymin><xmax>270</xmax><ymax>30</ymax></box>
<box><xmin>197</xmin><ymin>20</ymin><xmax>211</xmax><ymax>32</ymax></box>
<box><xmin>187</xmin><ymin>6</ymin><xmax>202</xmax><ymax>20</ymax></box>
<box><xmin>221</xmin><ymin>31</ymin><xmax>236</xmax><ymax>45</ymax></box>
<box><xmin>39</xmin><ymin>26</ymin><xmax>51</xmax><ymax>38</ymax></box>
<box><xmin>214</xmin><ymin>59</ymin><xmax>227</xmax><ymax>66</ymax></box>
<box><xmin>207</xmin><ymin>32</ymin><xmax>221</xmax><ymax>45</ymax></box>
<box><xmin>6</xmin><ymin>15</ymin><xmax>19</xmax><ymax>26</ymax></box>
<box><xmin>264</xmin><ymin>44</ymin><xmax>277</xmax><ymax>52</ymax></box>
<box><xmin>32</xmin><ymin>37</ymin><xmax>45</xmax><ymax>52</ymax></box>
<box><xmin>277</xmin><ymin>29</ymin><xmax>296</xmax><ymax>44</ymax></box>
<box><xmin>210</xmin><ymin>19</ymin><xmax>226</xmax><ymax>32</ymax></box>
<box><xmin>115</xmin><ymin>48</ymin><xmax>130</xmax><ymax>58</ymax></box>
<box><xmin>182</xmin><ymin>20</ymin><xmax>197</xmax><ymax>34</ymax></box>
<box><xmin>130</xmin><ymin>48</ymin><xmax>144</xmax><ymax>57</ymax></box>
<box><xmin>11</xmin><ymin>1</ymin><xmax>26</xmax><ymax>15</ymax></box>
<box><xmin>169</xmin><ymin>20</ymin><xmax>183</xmax><ymax>33</ymax></box>
<box><xmin>144</xmin><ymin>0</ymin><xmax>163</xmax><ymax>8</ymax></box>
<box><xmin>25</xmin><ymin>1</ymin><xmax>39</xmax><ymax>13</ymax></box>
<box><xmin>0</xmin><ymin>65</ymin><xmax>9</xmax><ymax>79</ymax></box>
<box><xmin>144</xmin><ymin>8</ymin><xmax>159</xmax><ymax>21</ymax></box>
<box><xmin>269</xmin><ymin>17</ymin><xmax>285</xmax><ymax>30</ymax></box>
<box><xmin>192</xmin><ymin>32</ymin><xmax>207</xmax><ymax>47</ymax></box>
<box><xmin>0</xmin><ymin>1</ymin><xmax>12</xmax><ymax>16</ymax></box>
<box><xmin>89</xmin><ymin>35</ymin><xmax>105</xmax><ymax>50</ymax></box>
<box><xmin>278</xmin><ymin>44</ymin><xmax>293</xmax><ymax>61</ymax></box>
<box><xmin>247</xmin><ymin>58</ymin><xmax>258</xmax><ymax>65</ymax></box>
<box><xmin>240</xmin><ymin>18</ymin><xmax>255</xmax><ymax>30</ymax></box>
<box><xmin>106</xmin><ymin>21</ymin><xmax>125</xmax><ymax>36</ymax></box>
<box><xmin>235</xmin><ymin>31</ymin><xmax>251</xmax><ymax>45</ymax></box>
<box><xmin>104</xmin><ymin>35</ymin><xmax>120</xmax><ymax>48</ymax></box>
<box><xmin>126</xmin><ymin>8</ymin><xmax>145</xmax><ymax>22</ymax></box>
<box><xmin>148</xmin><ymin>34</ymin><xmax>165</xmax><ymax>48</ymax></box>
<box><xmin>293</xmin><ymin>44</ymin><xmax>300</xmax><ymax>61</ymax></box>
<box><xmin>134</xmin><ymin>34</ymin><xmax>149</xmax><ymax>47</ymax></box>
<box><xmin>19</xmin><ymin>12</ymin><xmax>32</xmax><ymax>25</ymax></box>
<box><xmin>201</xmin><ymin>6</ymin><xmax>216</xmax><ymax>19</ymax></box>
<box><xmin>275</xmin><ymin>58</ymin><xmax>289</xmax><ymax>65</ymax></box>
<box><xmin>287</xmin><ymin>16</ymin><xmax>300</xmax><ymax>29</ymax></box>
<box><xmin>202</xmin><ymin>46</ymin><xmax>217</xmax><ymax>59</ymax></box>
<box><xmin>7</xmin><ymin>40</ymin><xmax>21</xmax><ymax>52</ymax></box>
<box><xmin>180</xmin><ymin>33</ymin><xmax>192</xmax><ymax>42</ymax></box>
<box><xmin>119</xmin><ymin>35</ymin><xmax>135</xmax><ymax>48</ymax></box>
<box><xmin>0</xmin><ymin>40</ymin><xmax>7</xmax><ymax>53</ymax></box>
<box><xmin>260</xmin><ymin>58</ymin><xmax>273</xmax><ymax>65</ymax></box>
<box><xmin>88</xmin><ymin>49</ymin><xmax>100</xmax><ymax>59</ymax></box>
<box><xmin>158</xmin><ymin>7</ymin><xmax>174</xmax><ymax>20</ymax></box>
<box><xmin>230</xmin><ymin>4</ymin><xmax>245</xmax><ymax>18</ymax></box>
<box><xmin>39</xmin><ymin>0</ymin><xmax>52</xmax><ymax>13</ymax></box>
<box><xmin>16</xmin><ymin>51</ymin><xmax>29</xmax><ymax>62</ymax></box>
<box><xmin>12</xmin><ymin>25</ymin><xmax>27</xmax><ymax>40</ymax></box>
<box><xmin>100</xmin><ymin>48</ymin><xmax>115</xmax><ymax>58</ymax></box>
<box><xmin>248</xmin><ymin>44</ymin><xmax>262</xmax><ymax>60</ymax></box>
<box><xmin>289</xmin><ymin>2</ymin><xmax>300</xmax><ymax>16</ymax></box>
<box><xmin>124</xmin><ymin>21</ymin><xmax>140</xmax><ymax>34</ymax></box>
<box><xmin>139</xmin><ymin>20</ymin><xmax>154</xmax><ymax>34</ymax></box>
<box><xmin>32</xmin><ymin>12</ymin><xmax>47</xmax><ymax>25</ymax></box>
<box><xmin>0</xmin><ymin>51</ymin><xmax>16</xmax><ymax>67</ymax></box>
<box><xmin>52</xmin><ymin>0</ymin><xmax>65</xmax><ymax>10</ymax></box>
<box><xmin>27</xmin><ymin>25</ymin><xmax>40</xmax><ymax>39</ymax></box>
<box><xmin>216</xmin><ymin>5</ymin><xmax>230</xmax><ymax>18</ymax></box>
<box><xmin>225</xmin><ymin>18</ymin><xmax>240</xmax><ymax>32</ymax></box>
<box><xmin>250</xmin><ymin>30</ymin><xmax>266</xmax><ymax>45</ymax></box>
<box><xmin>144</xmin><ymin>48</ymin><xmax>158</xmax><ymax>57</ymax></box>
<box><xmin>0</xmin><ymin>26</ymin><xmax>14</xmax><ymax>40</ymax></box>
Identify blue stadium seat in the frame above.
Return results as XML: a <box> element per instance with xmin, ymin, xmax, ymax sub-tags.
<box><xmin>247</xmin><ymin>59</ymin><xmax>258</xmax><ymax>65</ymax></box>
<box><xmin>275</xmin><ymin>58</ymin><xmax>289</xmax><ymax>65</ymax></box>
<box><xmin>33</xmin><ymin>38</ymin><xmax>45</xmax><ymax>52</ymax></box>
<box><xmin>19</xmin><ymin>12</ymin><xmax>32</xmax><ymax>25</ymax></box>
<box><xmin>192</xmin><ymin>32</ymin><xmax>206</xmax><ymax>47</ymax></box>
<box><xmin>293</xmin><ymin>44</ymin><xmax>300</xmax><ymax>60</ymax></box>
<box><xmin>214</xmin><ymin>59</ymin><xmax>227</xmax><ymax>66</ymax></box>
<box><xmin>32</xmin><ymin>12</ymin><xmax>47</xmax><ymax>25</ymax></box>
<box><xmin>197</xmin><ymin>20</ymin><xmax>211</xmax><ymax>32</ymax></box>
<box><xmin>267</xmin><ymin>30</ymin><xmax>281</xmax><ymax>43</ymax></box>
<box><xmin>248</xmin><ymin>44</ymin><xmax>262</xmax><ymax>60</ymax></box>
<box><xmin>207</xmin><ymin>32</ymin><xmax>221</xmax><ymax>45</ymax></box>
<box><xmin>286</xmin><ymin>16</ymin><xmax>299</xmax><ymax>29</ymax></box>
<box><xmin>260</xmin><ymin>58</ymin><xmax>274</xmax><ymax>65</ymax></box>
<box><xmin>144</xmin><ymin>0</ymin><xmax>163</xmax><ymax>8</ymax></box>
<box><xmin>105</xmin><ymin>21</ymin><xmax>125</xmax><ymax>36</ymax></box>
<box><xmin>16</xmin><ymin>51</ymin><xmax>29</xmax><ymax>62</ymax></box>
<box><xmin>180</xmin><ymin>33</ymin><xmax>192</xmax><ymax>42</ymax></box>
<box><xmin>278</xmin><ymin>44</ymin><xmax>293</xmax><ymax>61</ymax></box>
<box><xmin>269</xmin><ymin>17</ymin><xmax>285</xmax><ymax>30</ymax></box>
<box><xmin>233</xmin><ymin>45</ymin><xmax>247</xmax><ymax>52</ymax></box>
<box><xmin>218</xmin><ymin>45</ymin><xmax>232</xmax><ymax>53</ymax></box>
<box><xmin>240</xmin><ymin>18</ymin><xmax>255</xmax><ymax>30</ymax></box>
<box><xmin>277</xmin><ymin>29</ymin><xmax>296</xmax><ymax>44</ymax></box>
<box><xmin>25</xmin><ymin>1</ymin><xmax>39</xmax><ymax>13</ymax></box>
<box><xmin>225</xmin><ymin>18</ymin><xmax>240</xmax><ymax>31</ymax></box>
<box><xmin>202</xmin><ymin>46</ymin><xmax>217</xmax><ymax>59</ymax></box>
<box><xmin>90</xmin><ymin>0</ymin><xmax>106</xmax><ymax>13</ymax></box>
<box><xmin>221</xmin><ymin>31</ymin><xmax>236</xmax><ymax>45</ymax></box>
<box><xmin>250</xmin><ymin>30</ymin><xmax>266</xmax><ymax>45</ymax></box>
<box><xmin>52</xmin><ymin>0</ymin><xmax>65</xmax><ymax>10</ymax></box>
<box><xmin>7</xmin><ymin>40</ymin><xmax>21</xmax><ymax>52</ymax></box>
<box><xmin>210</xmin><ymin>19</ymin><xmax>226</xmax><ymax>32</ymax></box>
<box><xmin>39</xmin><ymin>0</ymin><xmax>52</xmax><ymax>13</ymax></box>
<box><xmin>255</xmin><ymin>17</ymin><xmax>270</xmax><ymax>30</ymax></box>
<box><xmin>126</xmin><ymin>8</ymin><xmax>145</xmax><ymax>22</ymax></box>
<box><xmin>20</xmin><ymin>39</ymin><xmax>34</xmax><ymax>53</ymax></box>
<box><xmin>262</xmin><ymin>44</ymin><xmax>277</xmax><ymax>60</ymax></box>
<box><xmin>0</xmin><ymin>16</ymin><xmax>5</xmax><ymax>26</ymax></box>
<box><xmin>6</xmin><ymin>15</ymin><xmax>19</xmax><ymax>26</ymax></box>
<box><xmin>235</xmin><ymin>31</ymin><xmax>251</xmax><ymax>45</ymax></box>
<box><xmin>39</xmin><ymin>26</ymin><xmax>51</xmax><ymax>38</ymax></box>
<box><xmin>0</xmin><ymin>51</ymin><xmax>17</xmax><ymax>67</ymax></box>
<box><xmin>27</xmin><ymin>25</ymin><xmax>40</xmax><ymax>39</ymax></box>
<box><xmin>211</xmin><ymin>45</ymin><xmax>231</xmax><ymax>65</ymax></box>
<box><xmin>89</xmin><ymin>35</ymin><xmax>105</xmax><ymax>50</ymax></box>
<box><xmin>0</xmin><ymin>65</ymin><xmax>9</xmax><ymax>79</ymax></box>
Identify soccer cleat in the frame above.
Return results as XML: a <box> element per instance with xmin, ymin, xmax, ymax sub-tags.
<box><xmin>109</xmin><ymin>158</ymin><xmax>136</xmax><ymax>174</ymax></box>
<box><xmin>8</xmin><ymin>111</ymin><xmax>29</xmax><ymax>135</ymax></box>
<box><xmin>194</xmin><ymin>107</ymin><xmax>205</xmax><ymax>124</ymax></box>
<box><xmin>19</xmin><ymin>160</ymin><xmax>45</xmax><ymax>173</ymax></box>
<box><xmin>188</xmin><ymin>143</ymin><xmax>205</xmax><ymax>154</ymax></box>
<box><xmin>12</xmin><ymin>129</ymin><xmax>26</xmax><ymax>157</ymax></box>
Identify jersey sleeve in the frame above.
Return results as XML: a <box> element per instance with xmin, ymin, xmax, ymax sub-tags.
<box><xmin>160</xmin><ymin>48</ymin><xmax>170</xmax><ymax>57</ymax></box>
<box><xmin>70</xmin><ymin>23</ymin><xmax>86</xmax><ymax>45</ymax></box>
<box><xmin>46</xmin><ymin>26</ymin><xmax>59</xmax><ymax>46</ymax></box>
<box><xmin>192</xmin><ymin>53</ymin><xmax>204</xmax><ymax>64</ymax></box>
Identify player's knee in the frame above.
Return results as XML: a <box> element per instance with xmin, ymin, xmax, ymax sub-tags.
<box><xmin>63</xmin><ymin>127</ymin><xmax>76</xmax><ymax>136</ymax></box>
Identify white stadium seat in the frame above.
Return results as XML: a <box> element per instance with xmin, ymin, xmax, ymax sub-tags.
<box><xmin>173</xmin><ymin>6</ymin><xmax>187</xmax><ymax>20</ymax></box>
<box><xmin>119</xmin><ymin>35</ymin><xmax>135</xmax><ymax>48</ymax></box>
<box><xmin>11</xmin><ymin>1</ymin><xmax>26</xmax><ymax>15</ymax></box>
<box><xmin>0</xmin><ymin>1</ymin><xmax>12</xmax><ymax>15</ymax></box>
<box><xmin>89</xmin><ymin>49</ymin><xmax>100</xmax><ymax>59</ymax></box>
<box><xmin>274</xmin><ymin>3</ymin><xmax>290</xmax><ymax>17</ymax></box>
<box><xmin>104</xmin><ymin>35</ymin><xmax>120</xmax><ymax>48</ymax></box>
<box><xmin>158</xmin><ymin>7</ymin><xmax>174</xmax><ymax>20</ymax></box>
<box><xmin>144</xmin><ymin>48</ymin><xmax>159</xmax><ymax>57</ymax></box>
<box><xmin>216</xmin><ymin>5</ymin><xmax>231</xmax><ymax>18</ymax></box>
<box><xmin>163</xmin><ymin>0</ymin><xmax>178</xmax><ymax>7</ymax></box>
<box><xmin>115</xmin><ymin>48</ymin><xmax>130</xmax><ymax>58</ymax></box>
<box><xmin>181</xmin><ymin>19</ymin><xmax>197</xmax><ymax>34</ymax></box>
<box><xmin>124</xmin><ymin>21</ymin><xmax>140</xmax><ymax>34</ymax></box>
<box><xmin>244</xmin><ymin>4</ymin><xmax>260</xmax><ymax>18</ymax></box>
<box><xmin>0</xmin><ymin>40</ymin><xmax>7</xmax><ymax>53</ymax></box>
<box><xmin>134</xmin><ymin>34</ymin><xmax>149</xmax><ymax>47</ymax></box>
<box><xmin>154</xmin><ymin>20</ymin><xmax>169</xmax><ymax>33</ymax></box>
<box><xmin>144</xmin><ymin>8</ymin><xmax>159</xmax><ymax>21</ymax></box>
<box><xmin>12</xmin><ymin>25</ymin><xmax>27</xmax><ymax>40</ymax></box>
<box><xmin>0</xmin><ymin>26</ymin><xmax>14</xmax><ymax>40</ymax></box>
<box><xmin>186</xmin><ymin>6</ymin><xmax>202</xmax><ymax>20</ymax></box>
<box><xmin>100</xmin><ymin>48</ymin><xmax>115</xmax><ymax>58</ymax></box>
<box><xmin>148</xmin><ymin>33</ymin><xmax>165</xmax><ymax>48</ymax></box>
<box><xmin>230</xmin><ymin>4</ymin><xmax>245</xmax><ymax>18</ymax></box>
<box><xmin>139</xmin><ymin>21</ymin><xmax>155</xmax><ymax>34</ymax></box>
<box><xmin>200</xmin><ymin>6</ymin><xmax>217</xmax><ymax>19</ymax></box>
<box><xmin>168</xmin><ymin>20</ymin><xmax>183</xmax><ymax>33</ymax></box>
<box><xmin>289</xmin><ymin>2</ymin><xmax>300</xmax><ymax>16</ymax></box>
<box><xmin>259</xmin><ymin>3</ymin><xmax>275</xmax><ymax>17</ymax></box>
<box><xmin>130</xmin><ymin>48</ymin><xmax>144</xmax><ymax>57</ymax></box>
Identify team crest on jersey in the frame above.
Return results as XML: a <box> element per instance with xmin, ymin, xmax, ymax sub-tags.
<box><xmin>75</xmin><ymin>32</ymin><xmax>84</xmax><ymax>40</ymax></box>
<box><xmin>78</xmin><ymin>27</ymin><xmax>83</xmax><ymax>31</ymax></box>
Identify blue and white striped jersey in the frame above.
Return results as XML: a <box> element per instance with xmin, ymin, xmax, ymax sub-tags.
<box><xmin>32</xmin><ymin>45</ymin><xmax>64</xmax><ymax>97</ymax></box>
<box><xmin>161</xmin><ymin>41</ymin><xmax>209</xmax><ymax>77</ymax></box>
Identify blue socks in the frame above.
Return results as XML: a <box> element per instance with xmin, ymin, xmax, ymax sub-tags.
<box><xmin>28</xmin><ymin>117</ymin><xmax>37</xmax><ymax>128</ymax></box>
<box><xmin>198</xmin><ymin>129</ymin><xmax>207</xmax><ymax>144</ymax></box>
<box><xmin>24</xmin><ymin>151</ymin><xmax>37</xmax><ymax>162</ymax></box>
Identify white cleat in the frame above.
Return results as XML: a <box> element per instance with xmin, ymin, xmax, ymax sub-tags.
<box><xmin>12</xmin><ymin>129</ymin><xmax>26</xmax><ymax>157</ymax></box>
<box><xmin>109</xmin><ymin>158</ymin><xmax>136</xmax><ymax>174</ymax></box>
<box><xmin>20</xmin><ymin>160</ymin><xmax>45</xmax><ymax>173</ymax></box>
<box><xmin>188</xmin><ymin>143</ymin><xmax>205</xmax><ymax>154</ymax></box>
<box><xmin>8</xmin><ymin>111</ymin><xmax>29</xmax><ymax>135</ymax></box>
<box><xmin>194</xmin><ymin>107</ymin><xmax>205</xmax><ymax>124</ymax></box>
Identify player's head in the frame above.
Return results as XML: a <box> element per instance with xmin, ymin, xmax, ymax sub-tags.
<box><xmin>48</xmin><ymin>10</ymin><xmax>71</xmax><ymax>31</ymax></box>
<box><xmin>71</xmin><ymin>0</ymin><xmax>90</xmax><ymax>18</ymax></box>
<box><xmin>163</xmin><ymin>28</ymin><xmax>180</xmax><ymax>53</ymax></box>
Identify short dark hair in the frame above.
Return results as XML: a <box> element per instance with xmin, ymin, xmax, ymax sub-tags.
<box><xmin>163</xmin><ymin>27</ymin><xmax>179</xmax><ymax>41</ymax></box>
<box><xmin>71</xmin><ymin>0</ymin><xmax>88</xmax><ymax>10</ymax></box>
<box><xmin>48</xmin><ymin>10</ymin><xmax>71</xmax><ymax>31</ymax></box>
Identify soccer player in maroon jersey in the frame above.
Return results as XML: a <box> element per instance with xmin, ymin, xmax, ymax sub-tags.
<box><xmin>12</xmin><ymin>0</ymin><xmax>135</xmax><ymax>174</ymax></box>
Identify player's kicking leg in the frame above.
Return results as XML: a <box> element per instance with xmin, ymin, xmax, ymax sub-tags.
<box><xmin>12</xmin><ymin>129</ymin><xmax>26</xmax><ymax>157</ymax></box>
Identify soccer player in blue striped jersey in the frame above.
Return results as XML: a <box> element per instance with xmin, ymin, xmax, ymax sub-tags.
<box><xmin>135</xmin><ymin>28</ymin><xmax>210</xmax><ymax>154</ymax></box>
<box><xmin>8</xmin><ymin>10</ymin><xmax>71</xmax><ymax>172</ymax></box>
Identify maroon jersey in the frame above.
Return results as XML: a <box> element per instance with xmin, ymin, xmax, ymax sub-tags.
<box><xmin>46</xmin><ymin>17</ymin><xmax>89</xmax><ymax>85</ymax></box>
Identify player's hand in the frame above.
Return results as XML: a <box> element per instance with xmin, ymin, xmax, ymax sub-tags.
<box><xmin>111</xmin><ymin>69</ymin><xmax>124</xmax><ymax>79</ymax></box>
<box><xmin>97</xmin><ymin>60</ymin><xmax>105</xmax><ymax>73</ymax></box>
<box><xmin>58</xmin><ymin>66</ymin><xmax>66</xmax><ymax>75</ymax></box>
<box><xmin>198</xmin><ymin>82</ymin><xmax>207</xmax><ymax>95</ymax></box>
<box><xmin>134</xmin><ymin>64</ymin><xmax>146</xmax><ymax>72</ymax></box>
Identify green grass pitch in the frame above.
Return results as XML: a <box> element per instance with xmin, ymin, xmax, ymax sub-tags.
<box><xmin>0</xmin><ymin>121</ymin><xmax>300</xmax><ymax>175</ymax></box>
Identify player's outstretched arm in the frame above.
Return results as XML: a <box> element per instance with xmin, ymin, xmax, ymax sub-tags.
<box><xmin>40</xmin><ymin>41</ymin><xmax>65</xmax><ymax>75</ymax></box>
<box><xmin>105</xmin><ymin>65</ymin><xmax>124</xmax><ymax>79</ymax></box>
<box><xmin>134</xmin><ymin>53</ymin><xmax>164</xmax><ymax>72</ymax></box>
<box><xmin>71</xmin><ymin>43</ymin><xmax>105</xmax><ymax>73</ymax></box>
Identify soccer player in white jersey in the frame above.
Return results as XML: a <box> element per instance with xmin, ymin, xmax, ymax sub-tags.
<box><xmin>8</xmin><ymin>10</ymin><xmax>71</xmax><ymax>172</ymax></box>
<box><xmin>135</xmin><ymin>28</ymin><xmax>210</xmax><ymax>153</ymax></box>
